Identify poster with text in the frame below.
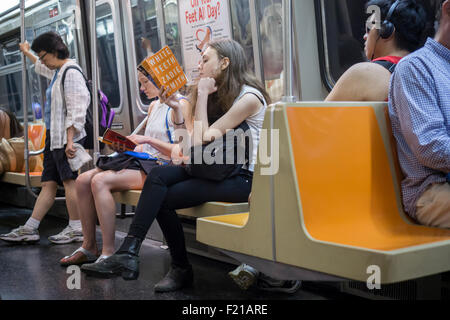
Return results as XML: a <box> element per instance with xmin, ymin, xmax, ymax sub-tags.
<box><xmin>179</xmin><ymin>0</ymin><xmax>232</xmax><ymax>82</ymax></box>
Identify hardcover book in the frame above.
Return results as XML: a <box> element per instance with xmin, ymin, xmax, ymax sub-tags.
<box><xmin>138</xmin><ymin>46</ymin><xmax>188</xmax><ymax>97</ymax></box>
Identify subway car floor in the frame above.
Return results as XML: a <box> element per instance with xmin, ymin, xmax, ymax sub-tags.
<box><xmin>0</xmin><ymin>203</ymin><xmax>354</xmax><ymax>300</ymax></box>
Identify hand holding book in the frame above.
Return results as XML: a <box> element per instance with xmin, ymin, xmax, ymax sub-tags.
<box><xmin>159</xmin><ymin>86</ymin><xmax>182</xmax><ymax>110</ymax></box>
<box><xmin>126</xmin><ymin>134</ymin><xmax>149</xmax><ymax>146</ymax></box>
<box><xmin>99</xmin><ymin>129</ymin><xmax>137</xmax><ymax>152</ymax></box>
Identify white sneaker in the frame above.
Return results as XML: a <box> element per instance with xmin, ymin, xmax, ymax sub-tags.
<box><xmin>48</xmin><ymin>225</ymin><xmax>83</xmax><ymax>244</ymax></box>
<box><xmin>0</xmin><ymin>225</ymin><xmax>40</xmax><ymax>243</ymax></box>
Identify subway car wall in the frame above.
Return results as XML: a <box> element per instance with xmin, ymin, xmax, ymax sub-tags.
<box><xmin>0</xmin><ymin>0</ymin><xmax>441</xmax><ymax>131</ymax></box>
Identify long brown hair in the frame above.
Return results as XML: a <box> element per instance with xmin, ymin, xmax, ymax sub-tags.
<box><xmin>189</xmin><ymin>39</ymin><xmax>271</xmax><ymax>123</ymax></box>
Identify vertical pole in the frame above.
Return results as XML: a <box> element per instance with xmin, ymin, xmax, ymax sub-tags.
<box><xmin>90</xmin><ymin>0</ymin><xmax>100</xmax><ymax>163</ymax></box>
<box><xmin>20</xmin><ymin>0</ymin><xmax>28</xmax><ymax>157</ymax></box>
<box><xmin>20</xmin><ymin>0</ymin><xmax>37</xmax><ymax>198</ymax></box>
<box><xmin>249</xmin><ymin>0</ymin><xmax>263</xmax><ymax>83</ymax></box>
<box><xmin>282</xmin><ymin>0</ymin><xmax>296</xmax><ymax>103</ymax></box>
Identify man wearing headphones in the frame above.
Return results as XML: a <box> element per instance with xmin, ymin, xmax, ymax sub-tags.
<box><xmin>326</xmin><ymin>0</ymin><xmax>428</xmax><ymax>101</ymax></box>
<box><xmin>389</xmin><ymin>0</ymin><xmax>450</xmax><ymax>228</ymax></box>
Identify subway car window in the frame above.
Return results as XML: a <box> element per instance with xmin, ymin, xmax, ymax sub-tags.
<box><xmin>256</xmin><ymin>0</ymin><xmax>284</xmax><ymax>103</ymax></box>
<box><xmin>131</xmin><ymin>0</ymin><xmax>161</xmax><ymax>63</ymax></box>
<box><xmin>230</xmin><ymin>0</ymin><xmax>255</xmax><ymax>75</ymax></box>
<box><xmin>0</xmin><ymin>37</ymin><xmax>23</xmax><ymax>115</ymax></box>
<box><xmin>0</xmin><ymin>70</ymin><xmax>26</xmax><ymax>118</ymax></box>
<box><xmin>130</xmin><ymin>0</ymin><xmax>161</xmax><ymax>105</ymax></box>
<box><xmin>96</xmin><ymin>2</ymin><xmax>121</xmax><ymax>108</ymax></box>
<box><xmin>163</xmin><ymin>0</ymin><xmax>183</xmax><ymax>65</ymax></box>
<box><xmin>0</xmin><ymin>39</ymin><xmax>23</xmax><ymax>115</ymax></box>
<box><xmin>0</xmin><ymin>39</ymin><xmax>21</xmax><ymax>67</ymax></box>
<box><xmin>318</xmin><ymin>0</ymin><xmax>367</xmax><ymax>89</ymax></box>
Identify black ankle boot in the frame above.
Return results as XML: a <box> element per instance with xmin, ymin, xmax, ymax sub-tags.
<box><xmin>82</xmin><ymin>236</ymin><xmax>142</xmax><ymax>280</ymax></box>
<box><xmin>117</xmin><ymin>236</ymin><xmax>143</xmax><ymax>256</ymax></box>
<box><xmin>114</xmin><ymin>236</ymin><xmax>142</xmax><ymax>280</ymax></box>
<box><xmin>154</xmin><ymin>265</ymin><xmax>193</xmax><ymax>293</ymax></box>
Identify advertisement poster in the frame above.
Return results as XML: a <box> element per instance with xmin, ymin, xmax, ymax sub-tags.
<box><xmin>179</xmin><ymin>0</ymin><xmax>232</xmax><ymax>82</ymax></box>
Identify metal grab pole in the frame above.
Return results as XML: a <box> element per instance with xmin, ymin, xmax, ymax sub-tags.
<box><xmin>282</xmin><ymin>0</ymin><xmax>297</xmax><ymax>103</ymax></box>
<box><xmin>90</xmin><ymin>0</ymin><xmax>100</xmax><ymax>163</ymax></box>
<box><xmin>21</xmin><ymin>0</ymin><xmax>38</xmax><ymax>199</ymax></box>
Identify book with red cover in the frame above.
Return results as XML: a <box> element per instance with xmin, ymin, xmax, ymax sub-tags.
<box><xmin>99</xmin><ymin>129</ymin><xmax>136</xmax><ymax>152</ymax></box>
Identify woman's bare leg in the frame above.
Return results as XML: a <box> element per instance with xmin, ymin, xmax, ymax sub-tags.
<box><xmin>76</xmin><ymin>168</ymin><xmax>103</xmax><ymax>254</ymax></box>
<box><xmin>90</xmin><ymin>169</ymin><xmax>146</xmax><ymax>256</ymax></box>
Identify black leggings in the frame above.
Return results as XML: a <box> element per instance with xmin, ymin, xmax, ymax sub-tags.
<box><xmin>128</xmin><ymin>165</ymin><xmax>253</xmax><ymax>268</ymax></box>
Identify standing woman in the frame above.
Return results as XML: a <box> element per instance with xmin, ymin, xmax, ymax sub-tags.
<box><xmin>83</xmin><ymin>39</ymin><xmax>270</xmax><ymax>293</ymax></box>
<box><xmin>0</xmin><ymin>32</ymin><xmax>90</xmax><ymax>244</ymax></box>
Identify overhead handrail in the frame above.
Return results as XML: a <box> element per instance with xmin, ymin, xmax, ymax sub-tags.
<box><xmin>282</xmin><ymin>0</ymin><xmax>297</xmax><ymax>103</ymax></box>
<box><xmin>0</xmin><ymin>4</ymin><xmax>20</xmax><ymax>20</ymax></box>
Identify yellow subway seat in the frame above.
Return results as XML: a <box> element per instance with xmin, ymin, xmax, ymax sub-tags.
<box><xmin>202</xmin><ymin>213</ymin><xmax>249</xmax><ymax>227</ymax></box>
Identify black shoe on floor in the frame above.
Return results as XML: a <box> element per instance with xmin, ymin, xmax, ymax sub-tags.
<box><xmin>154</xmin><ymin>265</ymin><xmax>193</xmax><ymax>293</ymax></box>
<box><xmin>81</xmin><ymin>236</ymin><xmax>142</xmax><ymax>280</ymax></box>
<box><xmin>81</xmin><ymin>254</ymin><xmax>140</xmax><ymax>280</ymax></box>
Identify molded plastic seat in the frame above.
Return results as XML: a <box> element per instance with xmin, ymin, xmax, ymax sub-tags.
<box><xmin>1</xmin><ymin>172</ymin><xmax>42</xmax><ymax>187</ymax></box>
<box><xmin>0</xmin><ymin>123</ymin><xmax>46</xmax><ymax>188</ymax></box>
<box><xmin>197</xmin><ymin>102</ymin><xmax>450</xmax><ymax>284</ymax></box>
<box><xmin>112</xmin><ymin>190</ymin><xmax>249</xmax><ymax>219</ymax></box>
<box><xmin>201</xmin><ymin>213</ymin><xmax>249</xmax><ymax>227</ymax></box>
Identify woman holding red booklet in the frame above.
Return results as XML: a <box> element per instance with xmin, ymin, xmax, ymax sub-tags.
<box><xmin>81</xmin><ymin>39</ymin><xmax>271</xmax><ymax>293</ymax></box>
<box><xmin>59</xmin><ymin>69</ymin><xmax>191</xmax><ymax>266</ymax></box>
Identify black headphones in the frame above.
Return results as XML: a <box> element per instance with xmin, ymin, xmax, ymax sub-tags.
<box><xmin>379</xmin><ymin>0</ymin><xmax>402</xmax><ymax>39</ymax></box>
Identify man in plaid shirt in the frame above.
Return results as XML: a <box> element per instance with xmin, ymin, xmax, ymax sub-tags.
<box><xmin>0</xmin><ymin>32</ymin><xmax>90</xmax><ymax>244</ymax></box>
<box><xmin>388</xmin><ymin>0</ymin><xmax>450</xmax><ymax>228</ymax></box>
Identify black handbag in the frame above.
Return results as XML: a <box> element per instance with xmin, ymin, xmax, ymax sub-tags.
<box><xmin>185</xmin><ymin>121</ymin><xmax>252</xmax><ymax>181</ymax></box>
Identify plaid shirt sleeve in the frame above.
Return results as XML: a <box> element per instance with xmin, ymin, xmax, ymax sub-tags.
<box><xmin>34</xmin><ymin>60</ymin><xmax>55</xmax><ymax>80</ymax></box>
<box><xmin>391</xmin><ymin>58</ymin><xmax>450</xmax><ymax>172</ymax></box>
<box><xmin>63</xmin><ymin>69</ymin><xmax>91</xmax><ymax>133</ymax></box>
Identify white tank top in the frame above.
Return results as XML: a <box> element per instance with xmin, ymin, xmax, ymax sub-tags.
<box><xmin>142</xmin><ymin>100</ymin><xmax>174</xmax><ymax>157</ymax></box>
<box><xmin>235</xmin><ymin>85</ymin><xmax>267</xmax><ymax>172</ymax></box>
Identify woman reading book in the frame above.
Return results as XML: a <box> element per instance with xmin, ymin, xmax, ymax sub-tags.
<box><xmin>80</xmin><ymin>39</ymin><xmax>271</xmax><ymax>293</ymax></box>
<box><xmin>59</xmin><ymin>69</ymin><xmax>191</xmax><ymax>266</ymax></box>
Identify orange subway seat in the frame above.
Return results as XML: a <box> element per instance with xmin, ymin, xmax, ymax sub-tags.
<box><xmin>286</xmin><ymin>106</ymin><xmax>450</xmax><ymax>251</ymax></box>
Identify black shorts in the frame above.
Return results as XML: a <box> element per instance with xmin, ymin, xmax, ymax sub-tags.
<box><xmin>41</xmin><ymin>130</ymin><xmax>85</xmax><ymax>186</ymax></box>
